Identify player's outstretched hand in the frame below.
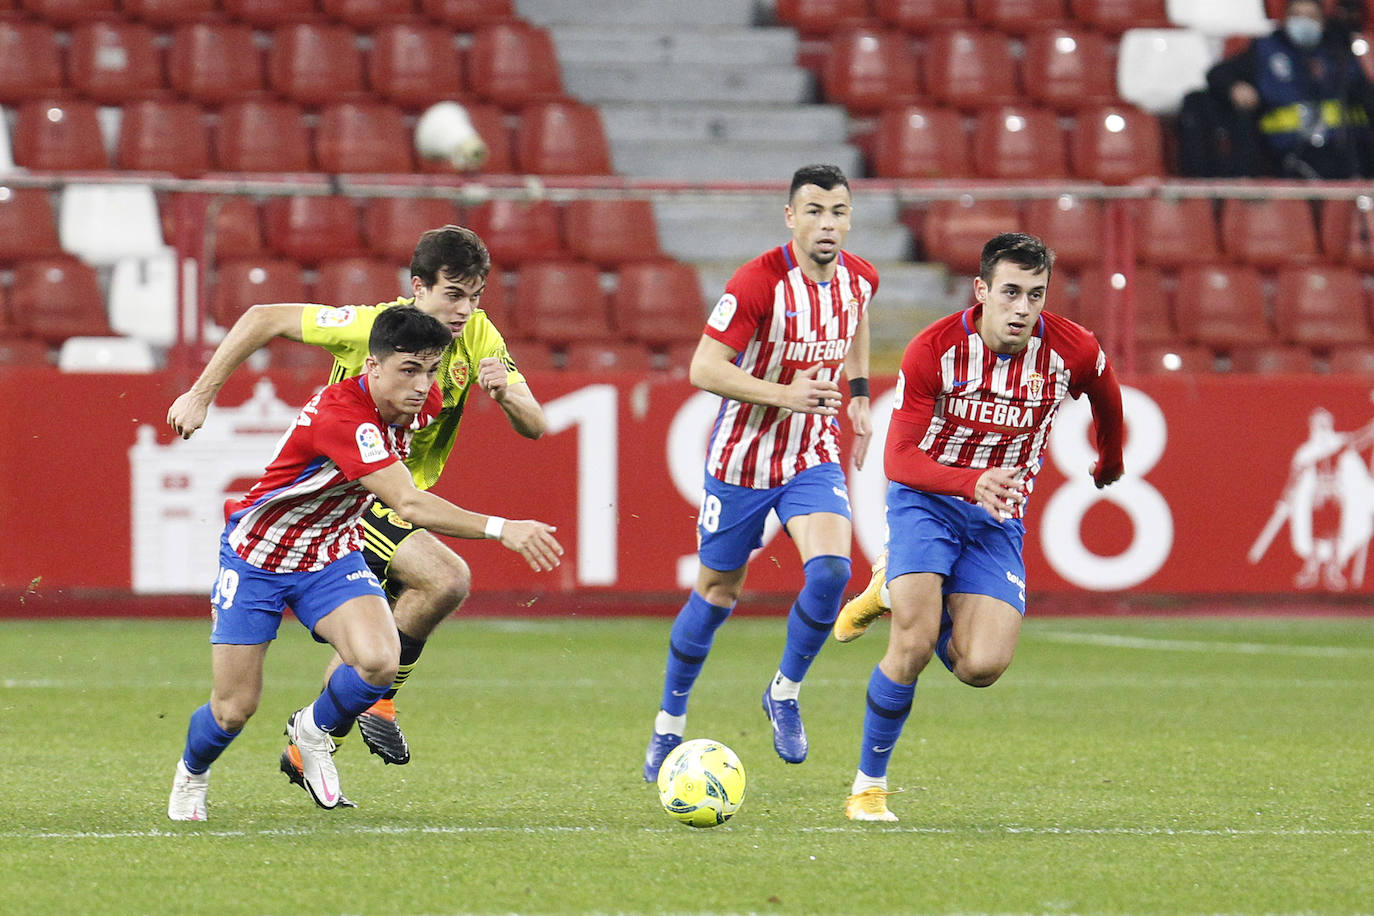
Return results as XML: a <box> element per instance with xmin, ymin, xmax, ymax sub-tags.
<box><xmin>1090</xmin><ymin>460</ymin><xmax>1123</xmax><ymax>490</ymax></box>
<box><xmin>847</xmin><ymin>395</ymin><xmax>872</xmax><ymax>469</ymax></box>
<box><xmin>973</xmin><ymin>467</ymin><xmax>1026</xmax><ymax>520</ymax></box>
<box><xmin>499</xmin><ymin>520</ymin><xmax>564</xmax><ymax>571</ymax></box>
<box><xmin>477</xmin><ymin>356</ymin><xmax>508</xmax><ymax>399</ymax></box>
<box><xmin>784</xmin><ymin>364</ymin><xmax>841</xmax><ymax>416</ymax></box>
<box><xmin>167</xmin><ymin>390</ymin><xmax>210</xmax><ymax>440</ymax></box>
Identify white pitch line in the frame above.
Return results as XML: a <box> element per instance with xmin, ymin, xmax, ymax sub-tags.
<box><xmin>1032</xmin><ymin>631</ymin><xmax>1374</xmax><ymax>658</ymax></box>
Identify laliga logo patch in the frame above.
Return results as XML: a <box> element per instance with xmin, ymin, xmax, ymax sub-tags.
<box><xmin>449</xmin><ymin>360</ymin><xmax>470</xmax><ymax>389</ymax></box>
<box><xmin>314</xmin><ymin>306</ymin><xmax>357</xmax><ymax>328</ymax></box>
<box><xmin>1025</xmin><ymin>371</ymin><xmax>1045</xmax><ymax>401</ymax></box>
<box><xmin>708</xmin><ymin>294</ymin><xmax>737</xmax><ymax>332</ymax></box>
<box><xmin>355</xmin><ymin>423</ymin><xmax>389</xmax><ymax>463</ymax></box>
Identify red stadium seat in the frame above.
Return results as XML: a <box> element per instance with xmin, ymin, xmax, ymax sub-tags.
<box><xmin>615</xmin><ymin>260</ymin><xmax>707</xmax><ymax>347</ymax></box>
<box><xmin>263</xmin><ymin>196</ymin><xmax>365</xmax><ymax>265</ymax></box>
<box><xmin>475</xmin><ymin>265</ymin><xmax>509</xmax><ymax>322</ymax></box>
<box><xmin>1227</xmin><ymin>344</ymin><xmax>1317</xmax><ymax>374</ymax></box>
<box><xmin>266</xmin><ymin>335</ymin><xmax>338</xmax><ymax>373</ymax></box>
<box><xmin>468</xmin><ymin>22</ymin><xmax>564</xmax><ymax>109</ymax></box>
<box><xmin>1327</xmin><ymin>344</ymin><xmax>1374</xmax><ymax>374</ymax></box>
<box><xmin>417</xmin><ymin>103</ymin><xmax>516</xmax><ymax>175</ymax></box>
<box><xmin>1220</xmin><ymin>198</ymin><xmax>1321</xmax><ymax>268</ymax></box>
<box><xmin>320</xmin><ymin>0</ymin><xmax>417</xmax><ymax>27</ymax></box>
<box><xmin>921</xmin><ymin>197</ymin><xmax>1022</xmax><ymax>274</ymax></box>
<box><xmin>1135</xmin><ymin>196</ymin><xmax>1221</xmax><ymax>266</ymax></box>
<box><xmin>314</xmin><ymin>257</ymin><xmax>407</xmax><ymax>306</ymax></box>
<box><xmin>971</xmin><ymin>106</ymin><xmax>1067</xmax><ymax>179</ymax></box>
<box><xmin>211</xmin><ymin>259</ymin><xmax>309</xmax><ymax>327</ymax></box>
<box><xmin>1319</xmin><ymin>197</ymin><xmax>1374</xmax><ymax>269</ymax></box>
<box><xmin>0</xmin><ymin>22</ymin><xmax>64</xmax><ymax>104</ymax></box>
<box><xmin>419</xmin><ymin>0</ymin><xmax>516</xmax><ymax>30</ymax></box>
<box><xmin>12</xmin><ymin>100</ymin><xmax>109</xmax><ymax>171</ymax></box>
<box><xmin>221</xmin><ymin>0</ymin><xmax>319</xmax><ymax>26</ymax></box>
<box><xmin>971</xmin><ymin>0</ymin><xmax>1067</xmax><ymax>34</ymax></box>
<box><xmin>776</xmin><ymin>0</ymin><xmax>876</xmax><ymax>37</ymax></box>
<box><xmin>269</xmin><ymin>24</ymin><xmax>366</xmax><ymax>106</ymax></box>
<box><xmin>9</xmin><ymin>258</ymin><xmax>111</xmax><ymax>344</ymax></box>
<box><xmin>561</xmin><ymin>341</ymin><xmax>655</xmax><ymax>372</ymax></box>
<box><xmin>116</xmin><ymin>101</ymin><xmax>211</xmax><ymax>176</ymax></box>
<box><xmin>505</xmin><ymin>339</ymin><xmax>555</xmax><ymax>371</ymax></box>
<box><xmin>123</xmin><ymin>0</ymin><xmax>218</xmax><ymax>24</ymax></box>
<box><xmin>871</xmin><ymin>104</ymin><xmax>971</xmax><ymax>178</ymax></box>
<box><xmin>515</xmin><ymin>261</ymin><xmax>612</xmax><ymax>344</ymax></box>
<box><xmin>214</xmin><ymin>100</ymin><xmax>313</xmax><ymax>172</ymax></box>
<box><xmin>0</xmin><ymin>188</ymin><xmax>62</xmax><ymax>263</ymax></box>
<box><xmin>1073</xmin><ymin>265</ymin><xmax>1173</xmax><ymax>343</ymax></box>
<box><xmin>515</xmin><ymin>101</ymin><xmax>612</xmax><ymax>175</ymax></box>
<box><xmin>316</xmin><ymin>102</ymin><xmax>413</xmax><ymax>174</ymax></box>
<box><xmin>923</xmin><ymin>27</ymin><xmax>1020</xmax><ymax>108</ymax></box>
<box><xmin>465</xmin><ymin>198</ymin><xmax>564</xmax><ymax>266</ymax></box>
<box><xmin>16</xmin><ymin>0</ymin><xmax>116</xmax><ymax>23</ymax></box>
<box><xmin>1021</xmin><ymin>26</ymin><xmax>1117</xmax><ymax>111</ymax></box>
<box><xmin>207</xmin><ymin>197</ymin><xmax>266</xmax><ymax>260</ymax></box>
<box><xmin>68</xmin><ymin>21</ymin><xmax>165</xmax><ymax>104</ymax></box>
<box><xmin>1134</xmin><ymin>342</ymin><xmax>1215</xmax><ymax>374</ymax></box>
<box><xmin>368</xmin><ymin>22</ymin><xmax>465</xmax><ymax>109</ymax></box>
<box><xmin>1272</xmin><ymin>266</ymin><xmax>1370</xmax><ymax>346</ymax></box>
<box><xmin>822</xmin><ymin>28</ymin><xmax>921</xmax><ymax>113</ymax></box>
<box><xmin>1023</xmin><ymin>194</ymin><xmax>1103</xmax><ymax>270</ymax></box>
<box><xmin>1068</xmin><ymin>105</ymin><xmax>1164</xmax><ymax>184</ymax></box>
<box><xmin>1066</xmin><ymin>0</ymin><xmax>1169</xmax><ymax>35</ymax></box>
<box><xmin>1174</xmin><ymin>265</ymin><xmax>1272</xmax><ymax>350</ymax></box>
<box><xmin>170</xmin><ymin>23</ymin><xmax>266</xmax><ymax>105</ymax></box>
<box><xmin>564</xmin><ymin>199</ymin><xmax>662</xmax><ymax>267</ymax></box>
<box><xmin>362</xmin><ymin>196</ymin><xmax>462</xmax><ymax>262</ymax></box>
<box><xmin>0</xmin><ymin>335</ymin><xmax>51</xmax><ymax>366</ymax></box>
<box><xmin>873</xmin><ymin>0</ymin><xmax>971</xmax><ymax>33</ymax></box>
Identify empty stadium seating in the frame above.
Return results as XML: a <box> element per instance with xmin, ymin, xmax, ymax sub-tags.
<box><xmin>1022</xmin><ymin>26</ymin><xmax>1117</xmax><ymax>111</ymax></box>
<box><xmin>822</xmin><ymin>28</ymin><xmax>921</xmax><ymax>113</ymax></box>
<box><xmin>315</xmin><ymin>102</ymin><xmax>413</xmax><ymax>174</ymax></box>
<box><xmin>515</xmin><ymin>100</ymin><xmax>612</xmax><ymax>175</ymax></box>
<box><xmin>1023</xmin><ymin>195</ymin><xmax>1104</xmax><ymax>270</ymax></box>
<box><xmin>775</xmin><ymin>0</ymin><xmax>875</xmax><ymax>37</ymax></box>
<box><xmin>122</xmin><ymin>0</ymin><xmax>218</xmax><ymax>24</ymax></box>
<box><xmin>468</xmin><ymin>22</ymin><xmax>565</xmax><ymax>109</ymax></box>
<box><xmin>1068</xmin><ymin>104</ymin><xmax>1165</xmax><ymax>183</ymax></box>
<box><xmin>1067</xmin><ymin>0</ymin><xmax>1169</xmax><ymax>34</ymax></box>
<box><xmin>9</xmin><ymin>258</ymin><xmax>112</xmax><ymax>344</ymax></box>
<box><xmin>263</xmin><ymin>196</ymin><xmax>365</xmax><ymax>265</ymax></box>
<box><xmin>214</xmin><ymin>100</ymin><xmax>313</xmax><ymax>172</ymax></box>
<box><xmin>211</xmin><ymin>259</ymin><xmax>309</xmax><ymax>327</ymax></box>
<box><xmin>972</xmin><ymin>0</ymin><xmax>1069</xmax><ymax>34</ymax></box>
<box><xmin>117</xmin><ymin>101</ymin><xmax>211</xmax><ymax>176</ymax></box>
<box><xmin>564</xmin><ymin>199</ymin><xmax>662</xmax><ymax>267</ymax></box>
<box><xmin>971</xmin><ymin>106</ymin><xmax>1068</xmax><ymax>179</ymax></box>
<box><xmin>920</xmin><ymin>197</ymin><xmax>1022</xmax><ymax>273</ymax></box>
<box><xmin>1135</xmin><ymin>196</ymin><xmax>1222</xmax><ymax>266</ymax></box>
<box><xmin>923</xmin><ymin>27</ymin><xmax>1021</xmax><ymax>108</ymax></box>
<box><xmin>268</xmin><ymin>23</ymin><xmax>366</xmax><ymax>106</ymax></box>
<box><xmin>221</xmin><ymin>0</ymin><xmax>320</xmax><ymax>27</ymax></box>
<box><xmin>415</xmin><ymin>103</ymin><xmax>515</xmax><ymax>175</ymax></box>
<box><xmin>465</xmin><ymin>199</ymin><xmax>565</xmax><ymax>266</ymax></box>
<box><xmin>362</xmin><ymin>197</ymin><xmax>463</xmax><ymax>263</ymax></box>
<box><xmin>1220</xmin><ymin>198</ymin><xmax>1321</xmax><ymax>268</ymax></box>
<box><xmin>870</xmin><ymin>104</ymin><xmax>973</xmax><ymax>178</ymax></box>
<box><xmin>320</xmin><ymin>0</ymin><xmax>417</xmax><ymax>28</ymax></box>
<box><xmin>1319</xmin><ymin>198</ymin><xmax>1374</xmax><ymax>270</ymax></box>
<box><xmin>206</xmin><ymin>197</ymin><xmax>266</xmax><ymax>260</ymax></box>
<box><xmin>561</xmin><ymin>341</ymin><xmax>656</xmax><ymax>372</ymax></box>
<box><xmin>0</xmin><ymin>188</ymin><xmax>63</xmax><ymax>263</ymax></box>
<box><xmin>1174</xmin><ymin>264</ymin><xmax>1271</xmax><ymax>351</ymax></box>
<box><xmin>314</xmin><ymin>257</ymin><xmax>407</xmax><ymax>306</ymax></box>
<box><xmin>68</xmin><ymin>21</ymin><xmax>165</xmax><ymax>103</ymax></box>
<box><xmin>420</xmin><ymin>0</ymin><xmax>516</xmax><ymax>30</ymax></box>
<box><xmin>12</xmin><ymin>100</ymin><xmax>108</xmax><ymax>171</ymax></box>
<box><xmin>873</xmin><ymin>0</ymin><xmax>971</xmax><ymax>32</ymax></box>
<box><xmin>1227</xmin><ymin>344</ymin><xmax>1317</xmax><ymax>374</ymax></box>
<box><xmin>1272</xmin><ymin>266</ymin><xmax>1370</xmax><ymax>347</ymax></box>
<box><xmin>614</xmin><ymin>260</ymin><xmax>707</xmax><ymax>347</ymax></box>
<box><xmin>514</xmin><ymin>261</ymin><xmax>612</xmax><ymax>344</ymax></box>
<box><xmin>1073</xmin><ymin>265</ymin><xmax>1174</xmax><ymax>343</ymax></box>
<box><xmin>169</xmin><ymin>22</ymin><xmax>266</xmax><ymax>104</ymax></box>
<box><xmin>17</xmin><ymin>0</ymin><xmax>117</xmax><ymax>24</ymax></box>
<box><xmin>368</xmin><ymin>22</ymin><xmax>466</xmax><ymax>109</ymax></box>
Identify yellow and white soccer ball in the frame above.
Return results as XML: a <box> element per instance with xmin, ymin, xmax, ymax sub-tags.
<box><xmin>656</xmin><ymin>738</ymin><xmax>746</xmax><ymax>828</ymax></box>
<box><xmin>414</xmin><ymin>101</ymin><xmax>488</xmax><ymax>171</ymax></box>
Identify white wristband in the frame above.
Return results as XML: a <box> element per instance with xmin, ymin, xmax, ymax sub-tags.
<box><xmin>484</xmin><ymin>515</ymin><xmax>507</xmax><ymax>540</ymax></box>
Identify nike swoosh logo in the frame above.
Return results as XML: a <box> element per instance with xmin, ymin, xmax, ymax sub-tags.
<box><xmin>871</xmin><ymin>745</ymin><xmax>892</xmax><ymax>753</ymax></box>
<box><xmin>785</xmin><ymin>310</ymin><xmax>799</xmax><ymax>317</ymax></box>
<box><xmin>671</xmin><ymin>689</ymin><xmax>689</xmax><ymax>697</ymax></box>
<box><xmin>950</xmin><ymin>379</ymin><xmax>972</xmax><ymax>388</ymax></box>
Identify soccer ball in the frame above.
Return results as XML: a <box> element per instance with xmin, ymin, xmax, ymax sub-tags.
<box><xmin>414</xmin><ymin>101</ymin><xmax>488</xmax><ymax>171</ymax></box>
<box><xmin>656</xmin><ymin>738</ymin><xmax>746</xmax><ymax>828</ymax></box>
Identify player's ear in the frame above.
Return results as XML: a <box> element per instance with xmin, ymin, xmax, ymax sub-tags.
<box><xmin>364</xmin><ymin>354</ymin><xmax>380</xmax><ymax>376</ymax></box>
<box><xmin>973</xmin><ymin>276</ymin><xmax>988</xmax><ymax>303</ymax></box>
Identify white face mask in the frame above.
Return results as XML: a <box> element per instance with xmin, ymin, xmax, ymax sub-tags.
<box><xmin>1285</xmin><ymin>15</ymin><xmax>1323</xmax><ymax>49</ymax></box>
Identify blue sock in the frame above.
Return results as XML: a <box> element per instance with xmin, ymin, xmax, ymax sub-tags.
<box><xmin>857</xmin><ymin>666</ymin><xmax>916</xmax><ymax>779</ymax></box>
<box><xmin>182</xmin><ymin>702</ymin><xmax>238</xmax><ymax>774</ymax></box>
<box><xmin>311</xmin><ymin>664</ymin><xmax>390</xmax><ymax>734</ymax></box>
<box><xmin>777</xmin><ymin>554</ymin><xmax>851</xmax><ymax>682</ymax></box>
<box><xmin>934</xmin><ymin>605</ymin><xmax>954</xmax><ymax>673</ymax></box>
<box><xmin>659</xmin><ymin>591</ymin><xmax>733</xmax><ymax>716</ymax></box>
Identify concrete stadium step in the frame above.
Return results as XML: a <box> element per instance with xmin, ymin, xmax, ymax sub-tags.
<box><xmin>617</xmin><ymin>140</ymin><xmax>864</xmax><ymax>182</ymax></box>
<box><xmin>560</xmin><ymin>62</ymin><xmax>812</xmax><ymax>105</ymax></box>
<box><xmin>547</xmin><ymin>25</ymin><xmax>799</xmax><ymax>67</ymax></box>
<box><xmin>516</xmin><ymin>0</ymin><xmax>758</xmax><ymax>27</ymax></box>
<box><xmin>598</xmin><ymin>103</ymin><xmax>849</xmax><ymax>144</ymax></box>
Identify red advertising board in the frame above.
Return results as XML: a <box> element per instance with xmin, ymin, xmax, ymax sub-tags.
<box><xmin>3</xmin><ymin>367</ymin><xmax>1372</xmax><ymax>613</ymax></box>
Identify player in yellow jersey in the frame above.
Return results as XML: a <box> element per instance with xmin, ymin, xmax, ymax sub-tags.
<box><xmin>168</xmin><ymin>226</ymin><xmax>546</xmax><ymax>768</ymax></box>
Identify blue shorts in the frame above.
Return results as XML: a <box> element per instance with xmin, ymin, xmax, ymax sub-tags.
<box><xmin>209</xmin><ymin>532</ymin><xmax>387</xmax><ymax>645</ymax></box>
<box><xmin>885</xmin><ymin>482</ymin><xmax>1027</xmax><ymax>615</ymax></box>
<box><xmin>697</xmin><ymin>463</ymin><xmax>851</xmax><ymax>572</ymax></box>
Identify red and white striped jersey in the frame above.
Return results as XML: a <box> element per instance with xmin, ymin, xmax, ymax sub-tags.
<box><xmin>889</xmin><ymin>305</ymin><xmax>1111</xmax><ymax>517</ymax></box>
<box><xmin>702</xmin><ymin>244</ymin><xmax>878</xmax><ymax>489</ymax></box>
<box><xmin>224</xmin><ymin>375</ymin><xmax>442</xmax><ymax>572</ymax></box>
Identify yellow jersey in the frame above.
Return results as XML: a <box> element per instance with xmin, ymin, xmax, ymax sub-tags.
<box><xmin>300</xmin><ymin>298</ymin><xmax>524</xmax><ymax>490</ymax></box>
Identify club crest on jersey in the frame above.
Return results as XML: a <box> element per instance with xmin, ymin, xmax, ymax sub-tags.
<box><xmin>314</xmin><ymin>306</ymin><xmax>357</xmax><ymax>328</ymax></box>
<box><xmin>449</xmin><ymin>359</ymin><xmax>469</xmax><ymax>390</ymax></box>
<box><xmin>1025</xmin><ymin>371</ymin><xmax>1045</xmax><ymax>400</ymax></box>
<box><xmin>355</xmin><ymin>423</ymin><xmax>389</xmax><ymax>463</ymax></box>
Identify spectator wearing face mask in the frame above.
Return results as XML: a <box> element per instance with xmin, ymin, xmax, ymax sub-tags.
<box><xmin>1188</xmin><ymin>0</ymin><xmax>1374</xmax><ymax>179</ymax></box>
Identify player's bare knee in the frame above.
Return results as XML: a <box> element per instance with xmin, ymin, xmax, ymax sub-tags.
<box><xmin>212</xmin><ymin>696</ymin><xmax>256</xmax><ymax>732</ymax></box>
<box><xmin>353</xmin><ymin>653</ymin><xmax>399</xmax><ymax>688</ymax></box>
<box><xmin>954</xmin><ymin>653</ymin><xmax>1010</xmax><ymax>688</ymax></box>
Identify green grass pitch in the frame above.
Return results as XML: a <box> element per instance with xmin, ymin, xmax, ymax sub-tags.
<box><xmin>2</xmin><ymin>614</ymin><xmax>1372</xmax><ymax>915</ymax></box>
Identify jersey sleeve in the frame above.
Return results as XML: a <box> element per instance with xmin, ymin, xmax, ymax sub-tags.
<box><xmin>311</xmin><ymin>390</ymin><xmax>400</xmax><ymax>481</ymax></box>
<box><xmin>299</xmin><ymin>303</ymin><xmax>383</xmax><ymax>371</ymax></box>
<box><xmin>465</xmin><ymin>311</ymin><xmax>526</xmax><ymax>385</ymax></box>
<box><xmin>884</xmin><ymin>332</ymin><xmax>982</xmax><ymax>499</ymax></box>
<box><xmin>703</xmin><ymin>260</ymin><xmax>774</xmax><ymax>353</ymax></box>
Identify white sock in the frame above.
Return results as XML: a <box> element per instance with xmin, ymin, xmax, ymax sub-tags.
<box><xmin>654</xmin><ymin>710</ymin><xmax>686</xmax><ymax>736</ymax></box>
<box><xmin>879</xmin><ymin>579</ymin><xmax>891</xmax><ymax>608</ymax></box>
<box><xmin>851</xmin><ymin>770</ymin><xmax>888</xmax><ymax>795</ymax></box>
<box><xmin>769</xmin><ymin>671</ymin><xmax>800</xmax><ymax>701</ymax></box>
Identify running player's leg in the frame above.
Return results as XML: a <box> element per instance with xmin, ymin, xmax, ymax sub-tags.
<box><xmin>938</xmin><ymin>506</ymin><xmax>1027</xmax><ymax>686</ymax></box>
<box><xmin>764</xmin><ymin>464</ymin><xmax>854</xmax><ymax>764</ymax></box>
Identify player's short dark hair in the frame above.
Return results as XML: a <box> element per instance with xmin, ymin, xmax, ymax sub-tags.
<box><xmin>410</xmin><ymin>224</ymin><xmax>491</xmax><ymax>288</ymax></box>
<box><xmin>369</xmin><ymin>305</ymin><xmax>451</xmax><ymax>360</ymax></box>
<box><xmin>789</xmin><ymin>164</ymin><xmax>850</xmax><ymax>201</ymax></box>
<box><xmin>980</xmin><ymin>232</ymin><xmax>1056</xmax><ymax>283</ymax></box>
